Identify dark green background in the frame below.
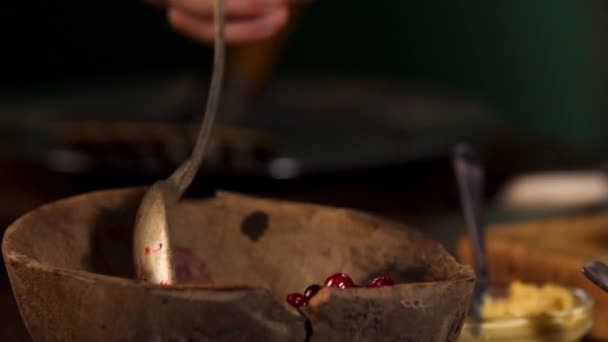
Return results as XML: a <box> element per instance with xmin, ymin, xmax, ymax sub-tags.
<box><xmin>279</xmin><ymin>0</ymin><xmax>602</xmax><ymax>148</ymax></box>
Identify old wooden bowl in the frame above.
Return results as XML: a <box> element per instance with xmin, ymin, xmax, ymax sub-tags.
<box><xmin>3</xmin><ymin>188</ymin><xmax>474</xmax><ymax>341</ymax></box>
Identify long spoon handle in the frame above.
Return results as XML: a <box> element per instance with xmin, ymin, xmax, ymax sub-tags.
<box><xmin>453</xmin><ymin>144</ymin><xmax>487</xmax><ymax>318</ymax></box>
<box><xmin>169</xmin><ymin>0</ymin><xmax>225</xmax><ymax>198</ymax></box>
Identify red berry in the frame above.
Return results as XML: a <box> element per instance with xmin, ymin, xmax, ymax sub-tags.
<box><xmin>286</xmin><ymin>293</ymin><xmax>307</xmax><ymax>308</ymax></box>
<box><xmin>324</xmin><ymin>273</ymin><xmax>356</xmax><ymax>289</ymax></box>
<box><xmin>304</xmin><ymin>284</ymin><xmax>322</xmax><ymax>299</ymax></box>
<box><xmin>366</xmin><ymin>276</ymin><xmax>395</xmax><ymax>288</ymax></box>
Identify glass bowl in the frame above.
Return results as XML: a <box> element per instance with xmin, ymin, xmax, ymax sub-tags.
<box><xmin>459</xmin><ymin>287</ymin><xmax>593</xmax><ymax>342</ymax></box>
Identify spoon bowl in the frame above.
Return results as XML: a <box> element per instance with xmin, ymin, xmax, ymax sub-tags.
<box><xmin>133</xmin><ymin>182</ymin><xmax>177</xmax><ymax>284</ymax></box>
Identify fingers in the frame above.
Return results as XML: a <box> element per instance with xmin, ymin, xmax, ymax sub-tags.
<box><xmin>168</xmin><ymin>6</ymin><xmax>288</xmax><ymax>44</ymax></box>
<box><xmin>166</xmin><ymin>0</ymin><xmax>285</xmax><ymax>19</ymax></box>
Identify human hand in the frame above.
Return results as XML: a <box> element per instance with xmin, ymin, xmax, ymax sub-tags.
<box><xmin>151</xmin><ymin>0</ymin><xmax>296</xmax><ymax>45</ymax></box>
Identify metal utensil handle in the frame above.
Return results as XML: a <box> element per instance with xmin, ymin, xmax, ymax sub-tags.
<box><xmin>583</xmin><ymin>261</ymin><xmax>608</xmax><ymax>293</ymax></box>
<box><xmin>169</xmin><ymin>0</ymin><xmax>225</xmax><ymax>198</ymax></box>
<box><xmin>453</xmin><ymin>144</ymin><xmax>487</xmax><ymax>317</ymax></box>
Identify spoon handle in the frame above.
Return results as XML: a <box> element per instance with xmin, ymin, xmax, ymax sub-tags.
<box><xmin>169</xmin><ymin>0</ymin><xmax>226</xmax><ymax>198</ymax></box>
<box><xmin>583</xmin><ymin>260</ymin><xmax>608</xmax><ymax>293</ymax></box>
<box><xmin>453</xmin><ymin>144</ymin><xmax>487</xmax><ymax>318</ymax></box>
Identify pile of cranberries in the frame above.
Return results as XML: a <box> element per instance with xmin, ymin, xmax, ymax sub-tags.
<box><xmin>286</xmin><ymin>273</ymin><xmax>395</xmax><ymax>308</ymax></box>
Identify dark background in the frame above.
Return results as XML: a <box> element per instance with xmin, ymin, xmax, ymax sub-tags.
<box><xmin>1</xmin><ymin>0</ymin><xmax>607</xmax><ymax>340</ymax></box>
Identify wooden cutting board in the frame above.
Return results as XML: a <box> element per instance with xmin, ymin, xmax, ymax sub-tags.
<box><xmin>457</xmin><ymin>213</ymin><xmax>608</xmax><ymax>339</ymax></box>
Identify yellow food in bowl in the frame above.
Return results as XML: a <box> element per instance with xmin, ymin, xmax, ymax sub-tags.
<box><xmin>460</xmin><ymin>282</ymin><xmax>592</xmax><ymax>341</ymax></box>
<box><xmin>481</xmin><ymin>280</ymin><xmax>576</xmax><ymax>319</ymax></box>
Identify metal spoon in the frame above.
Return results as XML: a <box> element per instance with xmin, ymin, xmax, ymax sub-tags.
<box><xmin>583</xmin><ymin>261</ymin><xmax>608</xmax><ymax>293</ymax></box>
<box><xmin>453</xmin><ymin>144</ymin><xmax>488</xmax><ymax>319</ymax></box>
<box><xmin>133</xmin><ymin>0</ymin><xmax>225</xmax><ymax>285</ymax></box>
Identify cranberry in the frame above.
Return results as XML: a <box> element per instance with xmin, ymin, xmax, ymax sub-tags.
<box><xmin>324</xmin><ymin>273</ymin><xmax>356</xmax><ymax>289</ymax></box>
<box><xmin>304</xmin><ymin>284</ymin><xmax>322</xmax><ymax>299</ymax></box>
<box><xmin>286</xmin><ymin>293</ymin><xmax>307</xmax><ymax>308</ymax></box>
<box><xmin>366</xmin><ymin>276</ymin><xmax>395</xmax><ymax>288</ymax></box>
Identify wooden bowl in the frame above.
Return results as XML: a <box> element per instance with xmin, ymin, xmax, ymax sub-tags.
<box><xmin>2</xmin><ymin>188</ymin><xmax>474</xmax><ymax>341</ymax></box>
